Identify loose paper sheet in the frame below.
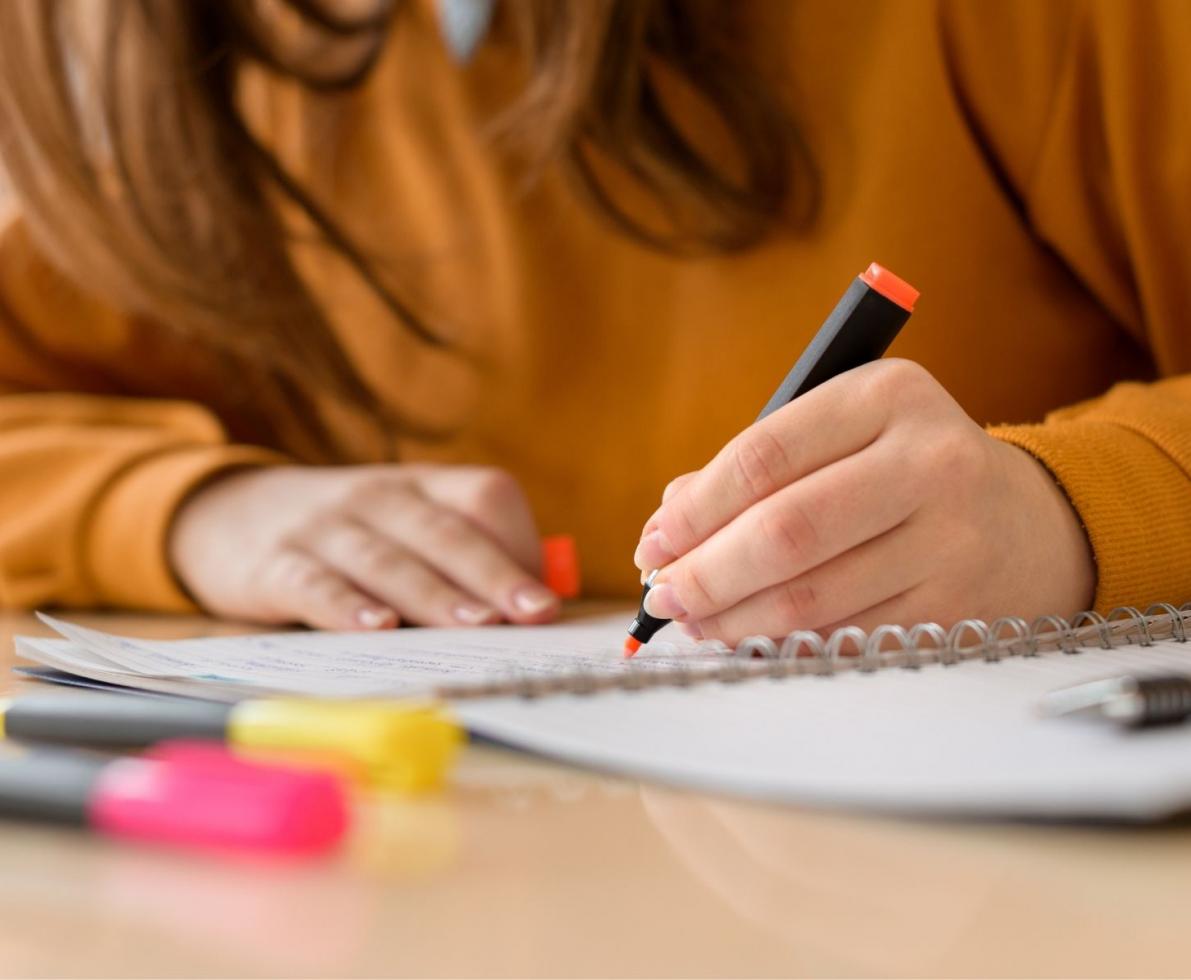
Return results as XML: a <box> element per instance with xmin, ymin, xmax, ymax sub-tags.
<box><xmin>18</xmin><ymin>613</ymin><xmax>711</xmax><ymax>701</ymax></box>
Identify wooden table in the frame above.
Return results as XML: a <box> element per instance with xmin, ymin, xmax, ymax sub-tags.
<box><xmin>2</xmin><ymin>611</ymin><xmax>1191</xmax><ymax>978</ymax></box>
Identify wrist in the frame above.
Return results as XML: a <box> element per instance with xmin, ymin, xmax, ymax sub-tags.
<box><xmin>167</xmin><ymin>463</ymin><xmax>293</xmax><ymax>601</ymax></box>
<box><xmin>999</xmin><ymin>441</ymin><xmax>1096</xmax><ymax>615</ymax></box>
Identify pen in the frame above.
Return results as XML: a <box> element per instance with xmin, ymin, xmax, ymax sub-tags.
<box><xmin>1041</xmin><ymin>674</ymin><xmax>1191</xmax><ymax>728</ymax></box>
<box><xmin>0</xmin><ymin>741</ymin><xmax>348</xmax><ymax>853</ymax></box>
<box><xmin>625</xmin><ymin>262</ymin><xmax>920</xmax><ymax>656</ymax></box>
<box><xmin>0</xmin><ymin>693</ymin><xmax>462</xmax><ymax>791</ymax></box>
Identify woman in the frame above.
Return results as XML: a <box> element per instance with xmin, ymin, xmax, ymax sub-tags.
<box><xmin>0</xmin><ymin>0</ymin><xmax>1185</xmax><ymax>644</ymax></box>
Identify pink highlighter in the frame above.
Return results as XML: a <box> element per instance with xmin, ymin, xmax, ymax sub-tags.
<box><xmin>0</xmin><ymin>741</ymin><xmax>349</xmax><ymax>855</ymax></box>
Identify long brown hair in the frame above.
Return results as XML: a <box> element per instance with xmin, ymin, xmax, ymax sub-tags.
<box><xmin>0</xmin><ymin>0</ymin><xmax>805</xmax><ymax>456</ymax></box>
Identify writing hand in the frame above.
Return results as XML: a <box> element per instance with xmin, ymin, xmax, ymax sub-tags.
<box><xmin>634</xmin><ymin>360</ymin><xmax>1094</xmax><ymax>644</ymax></box>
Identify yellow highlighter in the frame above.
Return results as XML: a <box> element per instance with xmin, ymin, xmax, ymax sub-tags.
<box><xmin>0</xmin><ymin>694</ymin><xmax>462</xmax><ymax>791</ymax></box>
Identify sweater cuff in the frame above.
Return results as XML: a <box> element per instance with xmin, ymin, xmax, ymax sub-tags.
<box><xmin>84</xmin><ymin>445</ymin><xmax>286</xmax><ymax>612</ymax></box>
<box><xmin>989</xmin><ymin>420</ymin><xmax>1191</xmax><ymax>613</ymax></box>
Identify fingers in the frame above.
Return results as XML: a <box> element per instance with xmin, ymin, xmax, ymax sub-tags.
<box><xmin>688</xmin><ymin>521</ymin><xmax>930</xmax><ymax>645</ymax></box>
<box><xmin>347</xmin><ymin>481</ymin><xmax>559</xmax><ymax>624</ymax></box>
<box><xmin>635</xmin><ymin>473</ymin><xmax>698</xmax><ymax>565</ymax></box>
<box><xmin>248</xmin><ymin>467</ymin><xmax>559</xmax><ymax>630</ymax></box>
<box><xmin>168</xmin><ymin>461</ymin><xmax>559</xmax><ymax>631</ymax></box>
<box><xmin>649</xmin><ymin>441</ymin><xmax>921</xmax><ymax>624</ymax></box>
<box><xmin>417</xmin><ymin>466</ymin><xmax>543</xmax><ymax>575</ymax></box>
<box><xmin>300</xmin><ymin>515</ymin><xmax>503</xmax><ymax>627</ymax></box>
<box><xmin>256</xmin><ymin>547</ymin><xmax>399</xmax><ymax>631</ymax></box>
<box><xmin>662</xmin><ymin>472</ymin><xmax>697</xmax><ymax>504</ymax></box>
<box><xmin>635</xmin><ymin>361</ymin><xmax>909</xmax><ymax>570</ymax></box>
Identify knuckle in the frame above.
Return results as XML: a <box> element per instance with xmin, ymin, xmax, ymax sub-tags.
<box><xmin>677</xmin><ymin>561</ymin><xmax>719</xmax><ymax>617</ymax></box>
<box><xmin>354</xmin><ymin>532</ymin><xmax>398</xmax><ymax>574</ymax></box>
<box><xmin>344</xmin><ymin>472</ymin><xmax>417</xmax><ymax>516</ymax></box>
<box><xmin>884</xmin><ymin>357</ymin><xmax>932</xmax><ymax>389</ymax></box>
<box><xmin>866</xmin><ymin>359</ymin><xmax>934</xmax><ymax>407</ymax></box>
<box><xmin>289</xmin><ymin>509</ymin><xmax>368</xmax><ymax>556</ymax></box>
<box><xmin>757</xmin><ymin>499</ymin><xmax>819</xmax><ymax>569</ymax></box>
<box><xmin>662</xmin><ymin>472</ymin><xmax>695</xmax><ymax>503</ymax></box>
<box><xmin>460</xmin><ymin>467</ymin><xmax>523</xmax><ymax>517</ymax></box>
<box><xmin>269</xmin><ymin>549</ymin><xmax>326</xmax><ymax>595</ymax></box>
<box><xmin>422</xmin><ymin>506</ymin><xmax>474</xmax><ymax>551</ymax></box>
<box><xmin>283</xmin><ymin>517</ymin><xmax>322</xmax><ymax>548</ymax></box>
<box><xmin>775</xmin><ymin>576</ymin><xmax>819</xmax><ymax>628</ymax></box>
<box><xmin>394</xmin><ymin>566</ymin><xmax>435</xmax><ymax>606</ymax></box>
<box><xmin>324</xmin><ymin>503</ymin><xmax>365</xmax><ymax>535</ymax></box>
<box><xmin>730</xmin><ymin>429</ymin><xmax>792</xmax><ymax>501</ymax></box>
<box><xmin>343</xmin><ymin>473</ymin><xmax>393</xmax><ymax>509</ymax></box>
<box><xmin>287</xmin><ymin>501</ymin><xmax>343</xmax><ymax>540</ymax></box>
<box><xmin>926</xmin><ymin>426</ymin><xmax>985</xmax><ymax>484</ymax></box>
<box><xmin>656</xmin><ymin>501</ymin><xmax>701</xmax><ymax>558</ymax></box>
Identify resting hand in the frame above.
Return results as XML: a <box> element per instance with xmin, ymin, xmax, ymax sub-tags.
<box><xmin>170</xmin><ymin>464</ymin><xmax>559</xmax><ymax>630</ymax></box>
<box><xmin>633</xmin><ymin>360</ymin><xmax>1095</xmax><ymax>645</ymax></box>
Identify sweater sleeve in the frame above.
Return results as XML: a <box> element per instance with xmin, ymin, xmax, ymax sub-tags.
<box><xmin>947</xmin><ymin>0</ymin><xmax>1191</xmax><ymax>611</ymax></box>
<box><xmin>0</xmin><ymin>220</ymin><xmax>285</xmax><ymax>613</ymax></box>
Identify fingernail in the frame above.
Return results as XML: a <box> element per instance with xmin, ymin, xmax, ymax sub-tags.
<box><xmin>635</xmin><ymin>530</ymin><xmax>677</xmax><ymax>570</ymax></box>
<box><xmin>453</xmin><ymin>602</ymin><xmax>498</xmax><ymax>625</ymax></box>
<box><xmin>643</xmin><ymin>582</ymin><xmax>687</xmax><ymax>620</ymax></box>
<box><xmin>356</xmin><ymin>606</ymin><xmax>396</xmax><ymax>629</ymax></box>
<box><xmin>679</xmin><ymin>621</ymin><xmax>704</xmax><ymax>640</ymax></box>
<box><xmin>512</xmin><ymin>583</ymin><xmax>558</xmax><ymax>616</ymax></box>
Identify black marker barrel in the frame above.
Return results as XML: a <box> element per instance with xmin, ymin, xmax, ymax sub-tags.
<box><xmin>0</xmin><ymin>750</ymin><xmax>99</xmax><ymax>824</ymax></box>
<box><xmin>755</xmin><ymin>267</ymin><xmax>915</xmax><ymax>420</ymax></box>
<box><xmin>1</xmin><ymin>693</ymin><xmax>232</xmax><ymax>747</ymax></box>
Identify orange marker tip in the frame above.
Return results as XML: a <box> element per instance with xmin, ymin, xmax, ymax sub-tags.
<box><xmin>623</xmin><ymin>637</ymin><xmax>643</xmax><ymax>659</ymax></box>
<box><xmin>860</xmin><ymin>262</ymin><xmax>919</xmax><ymax>313</ymax></box>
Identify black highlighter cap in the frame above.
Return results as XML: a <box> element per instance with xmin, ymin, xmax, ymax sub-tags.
<box><xmin>626</xmin><ymin>573</ymin><xmax>670</xmax><ymax>648</ymax></box>
<box><xmin>754</xmin><ymin>263</ymin><xmax>917</xmax><ymax>421</ymax></box>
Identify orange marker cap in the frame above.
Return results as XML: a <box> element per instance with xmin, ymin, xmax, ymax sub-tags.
<box><xmin>541</xmin><ymin>534</ymin><xmax>581</xmax><ymax>599</ymax></box>
<box><xmin>860</xmin><ymin>262</ymin><xmax>919</xmax><ymax>312</ymax></box>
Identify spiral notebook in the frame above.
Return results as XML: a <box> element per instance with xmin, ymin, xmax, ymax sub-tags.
<box><xmin>16</xmin><ymin>605</ymin><xmax>1191</xmax><ymax>819</ymax></box>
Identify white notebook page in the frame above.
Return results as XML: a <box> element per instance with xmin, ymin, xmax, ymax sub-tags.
<box><xmin>17</xmin><ymin>614</ymin><xmax>1191</xmax><ymax>818</ymax></box>
<box><xmin>457</xmin><ymin>640</ymin><xmax>1191</xmax><ymax>819</ymax></box>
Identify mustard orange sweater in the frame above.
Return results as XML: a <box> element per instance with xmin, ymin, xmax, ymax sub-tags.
<box><xmin>1</xmin><ymin>0</ymin><xmax>1189</xmax><ymax>615</ymax></box>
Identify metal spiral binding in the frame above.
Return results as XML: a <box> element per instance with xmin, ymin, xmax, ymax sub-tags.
<box><xmin>437</xmin><ymin>602</ymin><xmax>1191</xmax><ymax>701</ymax></box>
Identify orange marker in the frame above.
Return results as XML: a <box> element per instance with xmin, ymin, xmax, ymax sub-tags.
<box><xmin>541</xmin><ymin>534</ymin><xmax>580</xmax><ymax>599</ymax></box>
<box><xmin>625</xmin><ymin>263</ymin><xmax>919</xmax><ymax>657</ymax></box>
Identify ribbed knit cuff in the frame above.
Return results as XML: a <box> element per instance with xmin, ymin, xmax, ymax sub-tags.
<box><xmin>989</xmin><ymin>419</ymin><xmax>1191</xmax><ymax>613</ymax></box>
<box><xmin>84</xmin><ymin>445</ymin><xmax>286</xmax><ymax>612</ymax></box>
